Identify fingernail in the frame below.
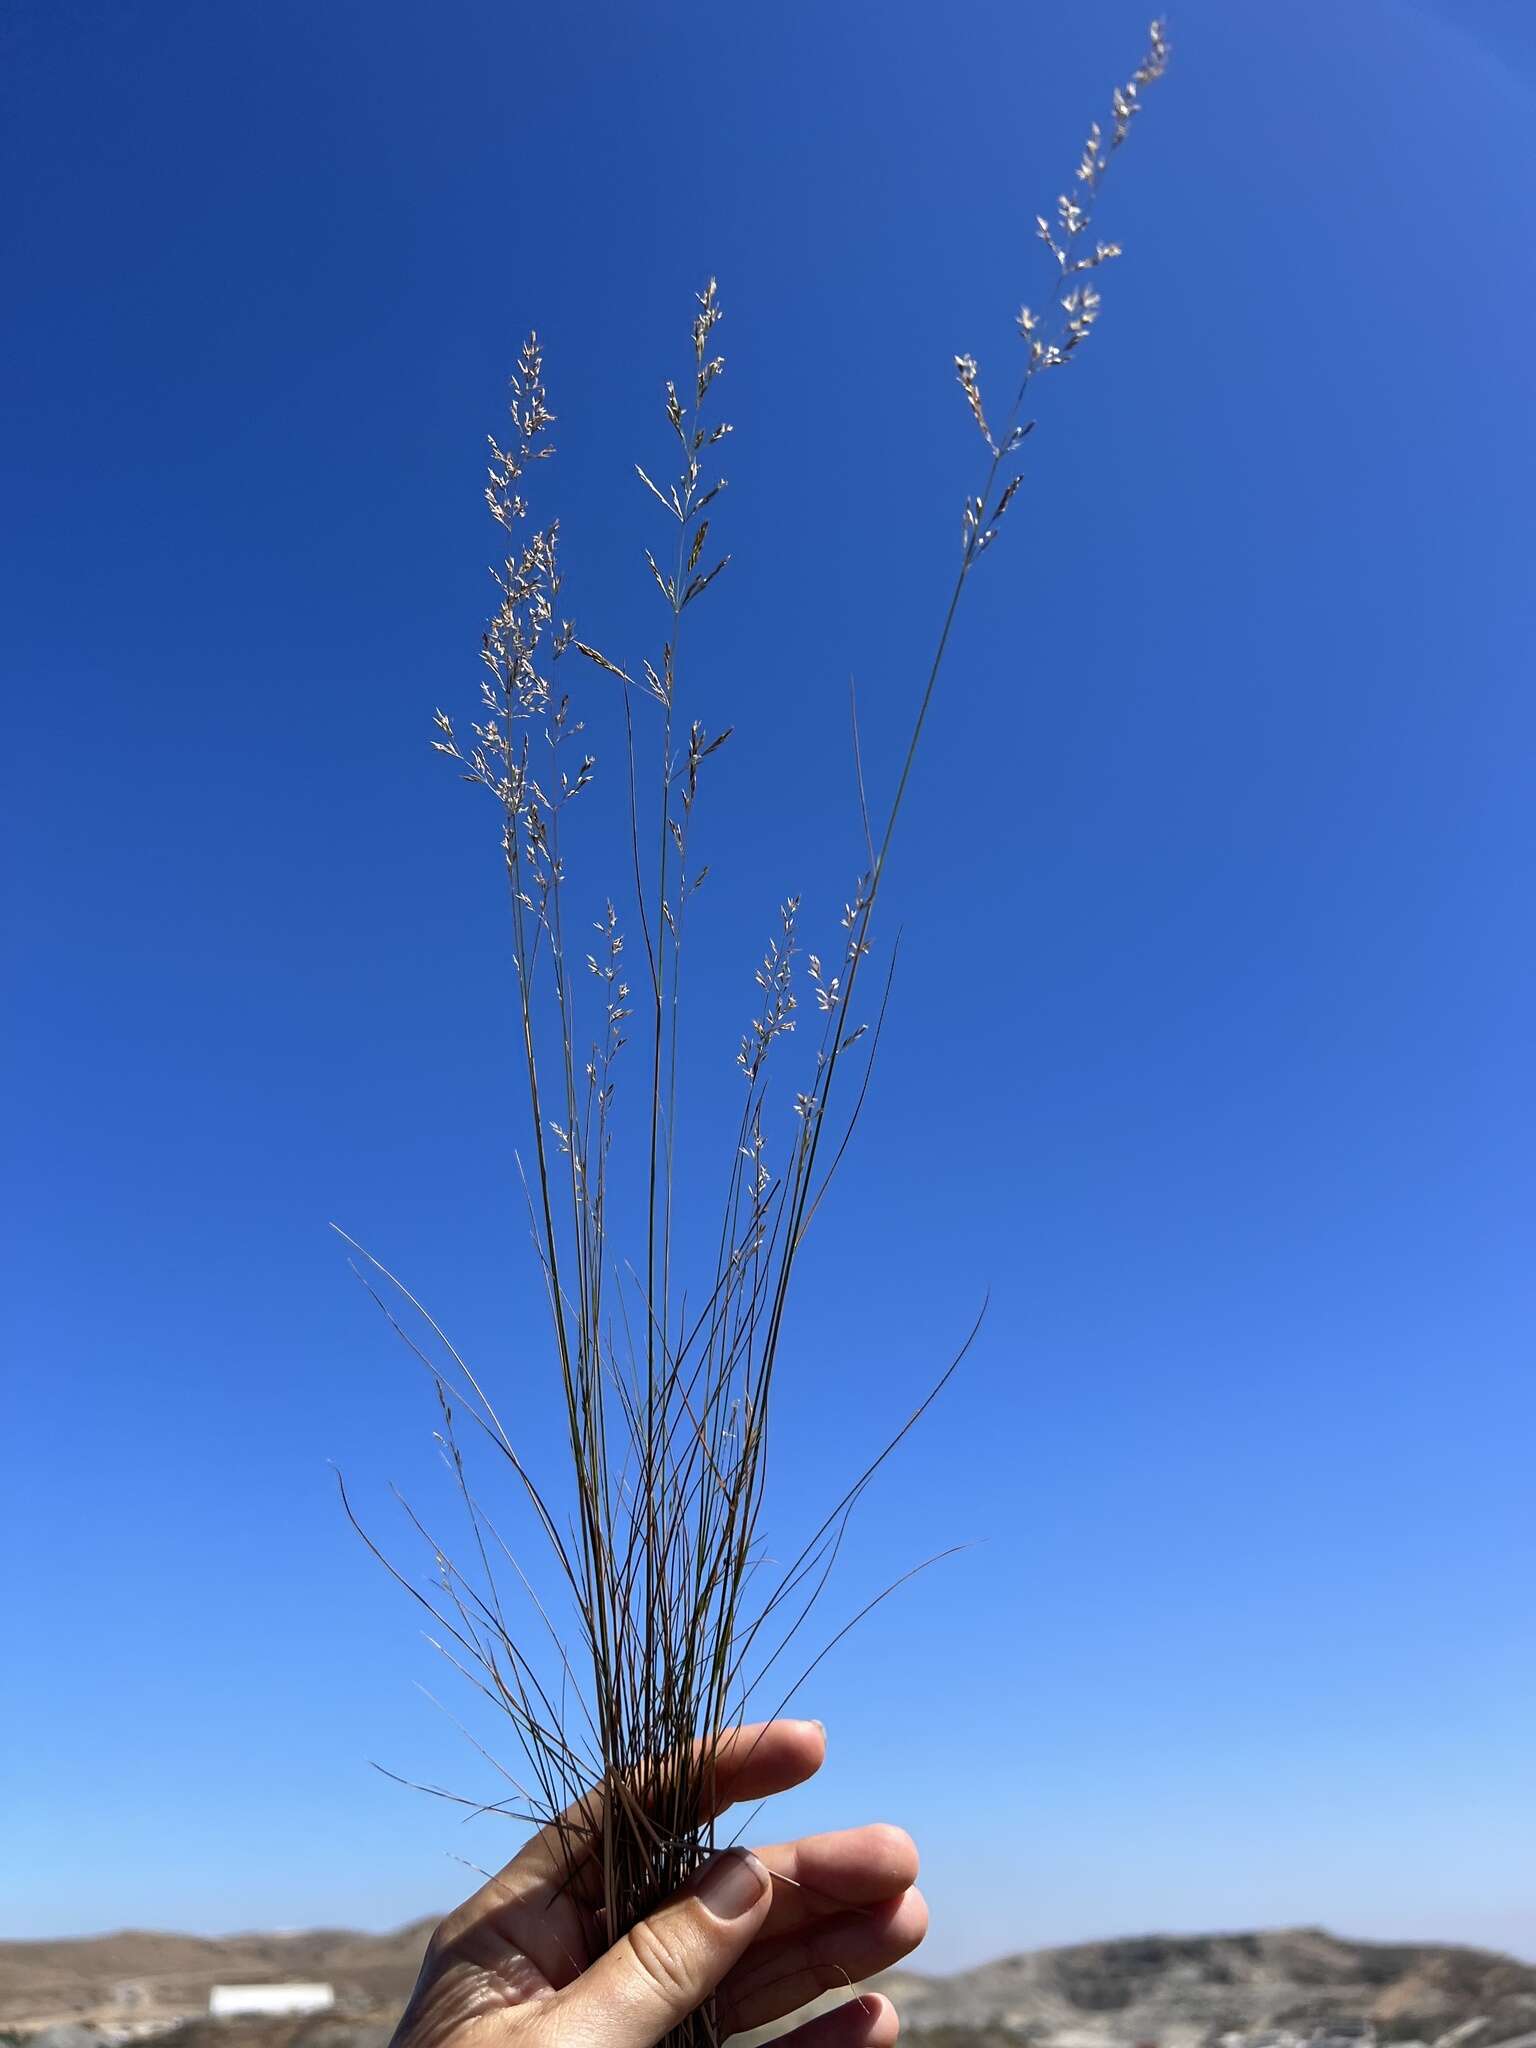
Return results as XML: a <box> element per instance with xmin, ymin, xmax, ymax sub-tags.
<box><xmin>695</xmin><ymin>1848</ymin><xmax>769</xmax><ymax>1919</ymax></box>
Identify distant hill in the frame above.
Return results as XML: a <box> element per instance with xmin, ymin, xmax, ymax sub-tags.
<box><xmin>0</xmin><ymin>1923</ymin><xmax>435</xmax><ymax>2030</ymax></box>
<box><xmin>4</xmin><ymin>1925</ymin><xmax>1535</xmax><ymax>2048</ymax></box>
<box><xmin>868</xmin><ymin>1930</ymin><xmax>1536</xmax><ymax>2048</ymax></box>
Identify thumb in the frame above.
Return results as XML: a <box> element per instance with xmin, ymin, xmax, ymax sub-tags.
<box><xmin>551</xmin><ymin>1849</ymin><xmax>771</xmax><ymax>2048</ymax></box>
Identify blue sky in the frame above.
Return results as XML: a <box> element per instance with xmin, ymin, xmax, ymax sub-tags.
<box><xmin>4</xmin><ymin>0</ymin><xmax>1534</xmax><ymax>1972</ymax></box>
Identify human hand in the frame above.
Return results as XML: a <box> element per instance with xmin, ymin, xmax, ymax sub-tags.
<box><xmin>390</xmin><ymin>1719</ymin><xmax>925</xmax><ymax>2048</ymax></box>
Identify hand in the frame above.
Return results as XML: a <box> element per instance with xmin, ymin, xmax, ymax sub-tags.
<box><xmin>390</xmin><ymin>1718</ymin><xmax>926</xmax><ymax>2048</ymax></box>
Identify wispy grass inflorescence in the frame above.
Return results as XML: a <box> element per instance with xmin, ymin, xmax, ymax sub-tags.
<box><xmin>346</xmin><ymin>24</ymin><xmax>1170</xmax><ymax>2048</ymax></box>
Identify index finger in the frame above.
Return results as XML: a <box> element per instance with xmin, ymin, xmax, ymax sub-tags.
<box><xmin>520</xmin><ymin>1718</ymin><xmax>827</xmax><ymax>1895</ymax></box>
<box><xmin>437</xmin><ymin>1718</ymin><xmax>827</xmax><ymax>1958</ymax></box>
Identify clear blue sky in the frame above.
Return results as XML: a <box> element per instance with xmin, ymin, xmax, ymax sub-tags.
<box><xmin>4</xmin><ymin>0</ymin><xmax>1534</xmax><ymax>1973</ymax></box>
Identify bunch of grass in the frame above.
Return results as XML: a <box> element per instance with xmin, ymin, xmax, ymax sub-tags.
<box><xmin>345</xmin><ymin>21</ymin><xmax>1169</xmax><ymax>2046</ymax></box>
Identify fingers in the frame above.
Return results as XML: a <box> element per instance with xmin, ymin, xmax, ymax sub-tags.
<box><xmin>717</xmin><ymin>1886</ymin><xmax>929</xmax><ymax>2037</ymax></box>
<box><xmin>433</xmin><ymin>1719</ymin><xmax>827</xmax><ymax>1975</ymax></box>
<box><xmin>774</xmin><ymin>1993</ymin><xmax>902</xmax><ymax>2048</ymax></box>
<box><xmin>551</xmin><ymin>1848</ymin><xmax>774</xmax><ymax>2048</ymax></box>
<box><xmin>755</xmin><ymin>1824</ymin><xmax>920</xmax><ymax>1939</ymax></box>
<box><xmin>700</xmin><ymin>1717</ymin><xmax>828</xmax><ymax>1814</ymax></box>
<box><xmin>509</xmin><ymin>1719</ymin><xmax>827</xmax><ymax>1905</ymax></box>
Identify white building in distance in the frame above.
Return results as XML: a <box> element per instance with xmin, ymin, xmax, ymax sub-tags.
<box><xmin>209</xmin><ymin>1984</ymin><xmax>336</xmax><ymax>2017</ymax></box>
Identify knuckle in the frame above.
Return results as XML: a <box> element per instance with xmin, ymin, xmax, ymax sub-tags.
<box><xmin>422</xmin><ymin>1918</ymin><xmax>454</xmax><ymax>1970</ymax></box>
<box><xmin>626</xmin><ymin>1908</ymin><xmax>704</xmax><ymax>2009</ymax></box>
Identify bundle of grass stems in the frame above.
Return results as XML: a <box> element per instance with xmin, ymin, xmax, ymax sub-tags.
<box><xmin>343</xmin><ymin>24</ymin><xmax>1169</xmax><ymax>2048</ymax></box>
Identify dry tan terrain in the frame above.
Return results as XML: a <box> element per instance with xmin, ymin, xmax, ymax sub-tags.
<box><xmin>0</xmin><ymin>1923</ymin><xmax>433</xmax><ymax>2031</ymax></box>
<box><xmin>4</xmin><ymin>1927</ymin><xmax>1534</xmax><ymax>2048</ymax></box>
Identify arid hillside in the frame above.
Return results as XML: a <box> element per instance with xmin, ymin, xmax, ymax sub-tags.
<box><xmin>872</xmin><ymin>1929</ymin><xmax>1536</xmax><ymax>2048</ymax></box>
<box><xmin>0</xmin><ymin>1922</ymin><xmax>434</xmax><ymax>2031</ymax></box>
<box><xmin>5</xmin><ymin>1926</ymin><xmax>1535</xmax><ymax>2048</ymax></box>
